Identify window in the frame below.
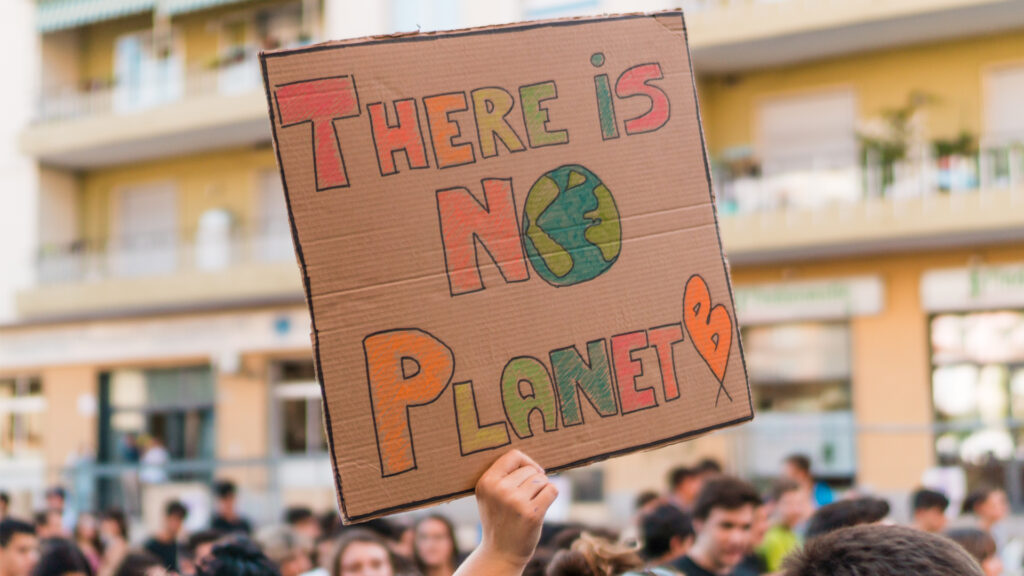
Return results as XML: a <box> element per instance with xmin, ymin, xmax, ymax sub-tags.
<box><xmin>111</xmin><ymin>182</ymin><xmax>178</xmax><ymax>277</ymax></box>
<box><xmin>113</xmin><ymin>30</ymin><xmax>184</xmax><ymax>113</ymax></box>
<box><xmin>273</xmin><ymin>362</ymin><xmax>327</xmax><ymax>455</ymax></box>
<box><xmin>255</xmin><ymin>171</ymin><xmax>293</xmax><ymax>262</ymax></box>
<box><xmin>741</xmin><ymin>322</ymin><xmax>855</xmax><ymax>480</ymax></box>
<box><xmin>985</xmin><ymin>64</ymin><xmax>1024</xmax><ymax>145</ymax></box>
<box><xmin>931</xmin><ymin>312</ymin><xmax>1024</xmax><ymax>493</ymax></box>
<box><xmin>758</xmin><ymin>89</ymin><xmax>858</xmax><ymax>175</ymax></box>
<box><xmin>0</xmin><ymin>377</ymin><xmax>45</xmax><ymax>460</ymax></box>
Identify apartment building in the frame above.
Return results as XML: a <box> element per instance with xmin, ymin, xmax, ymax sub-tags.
<box><xmin>1</xmin><ymin>0</ymin><xmax>1023</xmax><ymax>524</ymax></box>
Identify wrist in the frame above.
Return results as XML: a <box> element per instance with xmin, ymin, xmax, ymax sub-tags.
<box><xmin>476</xmin><ymin>539</ymin><xmax>531</xmax><ymax>572</ymax></box>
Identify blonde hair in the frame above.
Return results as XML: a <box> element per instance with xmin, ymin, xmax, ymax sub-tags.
<box><xmin>546</xmin><ymin>532</ymin><xmax>644</xmax><ymax>576</ymax></box>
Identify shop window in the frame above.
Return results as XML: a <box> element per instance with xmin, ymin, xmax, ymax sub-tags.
<box><xmin>273</xmin><ymin>361</ymin><xmax>326</xmax><ymax>455</ymax></box>
<box><xmin>0</xmin><ymin>377</ymin><xmax>45</xmax><ymax>460</ymax></box>
<box><xmin>931</xmin><ymin>312</ymin><xmax>1024</xmax><ymax>494</ymax></box>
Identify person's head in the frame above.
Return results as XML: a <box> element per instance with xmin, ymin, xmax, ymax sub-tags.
<box><xmin>0</xmin><ymin>492</ymin><xmax>10</xmax><ymax>515</ymax></box>
<box><xmin>805</xmin><ymin>497</ymin><xmax>890</xmax><ymax>540</ymax></box>
<box><xmin>910</xmin><ymin>488</ymin><xmax>950</xmax><ymax>533</ymax></box>
<box><xmin>284</xmin><ymin>507</ymin><xmax>320</xmax><ymax>542</ymax></box>
<box><xmin>74</xmin><ymin>513</ymin><xmax>99</xmax><ymax>545</ymax></box>
<box><xmin>164</xmin><ymin>500</ymin><xmax>188</xmax><ymax>536</ymax></box>
<box><xmin>213</xmin><ymin>481</ymin><xmax>237</xmax><ymax>515</ymax></box>
<box><xmin>413</xmin><ymin>515</ymin><xmax>459</xmax><ymax>572</ymax></box>
<box><xmin>782</xmin><ymin>455</ymin><xmax>813</xmax><ymax>485</ymax></box>
<box><xmin>772</xmin><ymin>479</ymin><xmax>811</xmax><ymax>529</ymax></box>
<box><xmin>962</xmin><ymin>486</ymin><xmax>1009</xmax><ymax>528</ymax></box>
<box><xmin>690</xmin><ymin>476</ymin><xmax>762</xmax><ymax>571</ymax></box>
<box><xmin>783</xmin><ymin>524</ymin><xmax>984</xmax><ymax>576</ymax></box>
<box><xmin>640</xmin><ymin>504</ymin><xmax>694</xmax><ymax>564</ymax></box>
<box><xmin>112</xmin><ymin>551</ymin><xmax>166</xmax><ymax>576</ymax></box>
<box><xmin>197</xmin><ymin>536</ymin><xmax>280</xmax><ymax>576</ymax></box>
<box><xmin>695</xmin><ymin>458</ymin><xmax>723</xmax><ymax>478</ymax></box>
<box><xmin>34</xmin><ymin>510</ymin><xmax>63</xmax><ymax>539</ymax></box>
<box><xmin>749</xmin><ymin>503</ymin><xmax>769</xmax><ymax>550</ymax></box>
<box><xmin>44</xmin><ymin>487</ymin><xmax>66</xmax><ymax>513</ymax></box>
<box><xmin>100</xmin><ymin>509</ymin><xmax>128</xmax><ymax>543</ymax></box>
<box><xmin>256</xmin><ymin>526</ymin><xmax>313</xmax><ymax>576</ymax></box>
<box><xmin>183</xmin><ymin>531</ymin><xmax>223</xmax><ymax>574</ymax></box>
<box><xmin>0</xmin><ymin>519</ymin><xmax>39</xmax><ymax>576</ymax></box>
<box><xmin>33</xmin><ymin>537</ymin><xmax>92</xmax><ymax>576</ymax></box>
<box><xmin>634</xmin><ymin>491</ymin><xmax>661</xmax><ymax>515</ymax></box>
<box><xmin>331</xmin><ymin>529</ymin><xmax>403</xmax><ymax>576</ymax></box>
<box><xmin>669</xmin><ymin>467</ymin><xmax>702</xmax><ymax>505</ymax></box>
<box><xmin>545</xmin><ymin>532</ymin><xmax>643</xmax><ymax>576</ymax></box>
<box><xmin>946</xmin><ymin>528</ymin><xmax>1001</xmax><ymax>576</ymax></box>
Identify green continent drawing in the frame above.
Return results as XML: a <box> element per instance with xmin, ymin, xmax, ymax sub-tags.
<box><xmin>521</xmin><ymin>164</ymin><xmax>622</xmax><ymax>286</ymax></box>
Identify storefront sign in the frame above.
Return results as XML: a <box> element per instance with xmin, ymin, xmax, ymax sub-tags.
<box><xmin>734</xmin><ymin>276</ymin><xmax>884</xmax><ymax>325</ymax></box>
<box><xmin>922</xmin><ymin>264</ymin><xmax>1024</xmax><ymax>312</ymax></box>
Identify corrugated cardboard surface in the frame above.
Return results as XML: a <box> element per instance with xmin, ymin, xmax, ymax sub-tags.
<box><xmin>261</xmin><ymin>11</ymin><xmax>753</xmax><ymax>523</ymax></box>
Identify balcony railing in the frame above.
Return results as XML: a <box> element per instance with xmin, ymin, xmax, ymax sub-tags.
<box><xmin>36</xmin><ymin>219</ymin><xmax>294</xmax><ymax>286</ymax></box>
<box><xmin>715</xmin><ymin>143</ymin><xmax>1024</xmax><ymax>216</ymax></box>
<box><xmin>35</xmin><ymin>47</ymin><xmax>274</xmax><ymax>124</ymax></box>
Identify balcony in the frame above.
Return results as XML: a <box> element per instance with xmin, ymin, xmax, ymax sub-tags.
<box><xmin>683</xmin><ymin>0</ymin><xmax>1024</xmax><ymax>72</ymax></box>
<box><xmin>17</xmin><ymin>219</ymin><xmax>303</xmax><ymax>320</ymax></box>
<box><xmin>718</xmin><ymin>143</ymin><xmax>1024</xmax><ymax>264</ymax></box>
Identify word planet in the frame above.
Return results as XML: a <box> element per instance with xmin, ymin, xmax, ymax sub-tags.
<box><xmin>521</xmin><ymin>164</ymin><xmax>622</xmax><ymax>286</ymax></box>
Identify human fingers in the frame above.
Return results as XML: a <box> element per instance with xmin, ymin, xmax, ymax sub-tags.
<box><xmin>532</xmin><ymin>483</ymin><xmax>559</xmax><ymax>511</ymax></box>
<box><xmin>483</xmin><ymin>450</ymin><xmax>534</xmax><ymax>480</ymax></box>
<box><xmin>501</xmin><ymin>465</ymin><xmax>542</xmax><ymax>490</ymax></box>
<box><xmin>518</xmin><ymin>471</ymin><xmax>551</xmax><ymax>500</ymax></box>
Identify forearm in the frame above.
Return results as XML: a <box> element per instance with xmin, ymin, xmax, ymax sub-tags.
<box><xmin>454</xmin><ymin>545</ymin><xmax>527</xmax><ymax>576</ymax></box>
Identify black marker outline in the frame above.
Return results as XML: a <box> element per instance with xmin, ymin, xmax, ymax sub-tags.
<box><xmin>470</xmin><ymin>86</ymin><xmax>528</xmax><ymax>159</ymax></box>
<box><xmin>549</xmin><ymin>339</ymin><xmax>619</xmax><ymax>428</ymax></box>
<box><xmin>499</xmin><ymin>355</ymin><xmax>560</xmax><ymax>440</ymax></box>
<box><xmin>647</xmin><ymin>323</ymin><xmax>685</xmax><ymax>402</ymax></box>
<box><xmin>614</xmin><ymin>62</ymin><xmax>671</xmax><ymax>136</ymax></box>
<box><xmin>518</xmin><ymin>80</ymin><xmax>570</xmax><ymax>149</ymax></box>
<box><xmin>452</xmin><ymin>380</ymin><xmax>512</xmax><ymax>456</ymax></box>
<box><xmin>422</xmin><ymin>91</ymin><xmax>477</xmax><ymax>170</ymax></box>
<box><xmin>610</xmin><ymin>329</ymin><xmax>658</xmax><ymax>415</ymax></box>
<box><xmin>366</xmin><ymin>98</ymin><xmax>431</xmax><ymax>176</ymax></box>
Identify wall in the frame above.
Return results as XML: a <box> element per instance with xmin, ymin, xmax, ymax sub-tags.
<box><xmin>80</xmin><ymin>145</ymin><xmax>278</xmax><ymax>242</ymax></box>
<box><xmin>40</xmin><ymin>365</ymin><xmax>98</xmax><ymax>482</ymax></box>
<box><xmin>697</xmin><ymin>28</ymin><xmax>1024</xmax><ymax>156</ymax></box>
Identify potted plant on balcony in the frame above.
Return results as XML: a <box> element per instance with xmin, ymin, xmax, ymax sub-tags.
<box><xmin>932</xmin><ymin>131</ymin><xmax>978</xmax><ymax>193</ymax></box>
<box><xmin>858</xmin><ymin>90</ymin><xmax>936</xmax><ymax>198</ymax></box>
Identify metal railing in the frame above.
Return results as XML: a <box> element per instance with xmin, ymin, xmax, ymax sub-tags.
<box><xmin>36</xmin><ymin>220</ymin><xmax>294</xmax><ymax>286</ymax></box>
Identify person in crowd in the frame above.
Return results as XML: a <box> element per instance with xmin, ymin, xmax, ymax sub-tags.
<box><xmin>961</xmin><ymin>486</ymin><xmax>1009</xmax><ymax>533</ymax></box>
<box><xmin>45</xmin><ymin>486</ymin><xmax>76</xmax><ymax>536</ymax></box>
<box><xmin>256</xmin><ymin>526</ymin><xmax>313</xmax><ymax>576</ymax></box>
<box><xmin>33</xmin><ymin>537</ymin><xmax>93</xmax><ymax>576</ymax></box>
<box><xmin>781</xmin><ymin>455</ymin><xmax>832</xmax><ymax>508</ymax></box>
<box><xmin>143</xmin><ymin>500</ymin><xmax>188</xmax><ymax>573</ymax></box>
<box><xmin>640</xmin><ymin>504</ymin><xmax>694</xmax><ymax>567</ymax></box>
<box><xmin>0</xmin><ymin>519</ymin><xmax>40</xmax><ymax>576</ymax></box>
<box><xmin>0</xmin><ymin>493</ymin><xmax>10</xmax><ymax>522</ymax></box>
<box><xmin>909</xmin><ymin>488</ymin><xmax>949</xmax><ymax>534</ymax></box>
<box><xmin>361</xmin><ymin>519</ymin><xmax>416</xmax><ymax>567</ymax></box>
<box><xmin>783</xmin><ymin>524</ymin><xmax>984</xmax><ymax>576</ymax></box>
<box><xmin>197</xmin><ymin>537</ymin><xmax>280</xmax><ymax>576</ymax></box>
<box><xmin>758</xmin><ymin>479</ymin><xmax>810</xmax><ymax>572</ymax></box>
<box><xmin>736</xmin><ymin>502</ymin><xmax>769</xmax><ymax>575</ymax></box>
<box><xmin>804</xmin><ymin>497</ymin><xmax>890</xmax><ymax>540</ymax></box>
<box><xmin>73</xmin><ymin>513</ymin><xmax>103</xmax><ymax>573</ymax></box>
<box><xmin>284</xmin><ymin>508</ymin><xmax>321</xmax><ymax>543</ymax></box>
<box><xmin>669</xmin><ymin>476</ymin><xmax>762</xmax><ymax>576</ymax></box>
<box><xmin>946</xmin><ymin>527</ymin><xmax>1002</xmax><ymax>576</ymax></box>
<box><xmin>210</xmin><ymin>481</ymin><xmax>252</xmax><ymax>536</ymax></box>
<box><xmin>139</xmin><ymin>437</ymin><xmax>170</xmax><ymax>485</ymax></box>
<box><xmin>179</xmin><ymin>531</ymin><xmax>223</xmax><ymax>576</ymax></box>
<box><xmin>695</xmin><ymin>459</ymin><xmax>723</xmax><ymax>479</ymax></box>
<box><xmin>35</xmin><ymin>510</ymin><xmax>65</xmax><ymax>540</ymax></box>
<box><xmin>546</xmin><ymin>532</ymin><xmax>649</xmax><ymax>576</ymax></box>
<box><xmin>98</xmin><ymin>510</ymin><xmax>129</xmax><ymax>576</ymax></box>
<box><xmin>636</xmin><ymin>491</ymin><xmax>662</xmax><ymax>515</ymax></box>
<box><xmin>668</xmin><ymin>467</ymin><xmax>703</xmax><ymax>513</ymax></box>
<box><xmin>110</xmin><ymin>551</ymin><xmax>166</xmax><ymax>576</ymax></box>
<box><xmin>452</xmin><ymin>450</ymin><xmax>558</xmax><ymax>576</ymax></box>
<box><xmin>413</xmin><ymin>515</ymin><xmax>460</xmax><ymax>576</ymax></box>
<box><xmin>330</xmin><ymin>530</ymin><xmax>407</xmax><ymax>576</ymax></box>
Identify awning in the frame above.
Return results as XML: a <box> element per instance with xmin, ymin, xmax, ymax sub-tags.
<box><xmin>37</xmin><ymin>0</ymin><xmax>155</xmax><ymax>33</ymax></box>
<box><xmin>156</xmin><ymin>0</ymin><xmax>254</xmax><ymax>16</ymax></box>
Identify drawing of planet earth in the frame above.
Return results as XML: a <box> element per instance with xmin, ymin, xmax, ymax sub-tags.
<box><xmin>521</xmin><ymin>164</ymin><xmax>622</xmax><ymax>287</ymax></box>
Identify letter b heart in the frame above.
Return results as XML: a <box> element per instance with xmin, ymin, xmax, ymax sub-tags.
<box><xmin>683</xmin><ymin>275</ymin><xmax>733</xmax><ymax>385</ymax></box>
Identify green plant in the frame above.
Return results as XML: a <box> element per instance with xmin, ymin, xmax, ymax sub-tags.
<box><xmin>858</xmin><ymin>90</ymin><xmax>937</xmax><ymax>191</ymax></box>
<box><xmin>932</xmin><ymin>131</ymin><xmax>977</xmax><ymax>158</ymax></box>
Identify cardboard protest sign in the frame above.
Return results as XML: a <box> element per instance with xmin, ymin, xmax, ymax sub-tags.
<box><xmin>261</xmin><ymin>11</ymin><xmax>753</xmax><ymax>523</ymax></box>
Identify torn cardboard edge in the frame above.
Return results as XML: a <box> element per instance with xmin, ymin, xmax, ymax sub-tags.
<box><xmin>261</xmin><ymin>9</ymin><xmax>752</xmax><ymax>524</ymax></box>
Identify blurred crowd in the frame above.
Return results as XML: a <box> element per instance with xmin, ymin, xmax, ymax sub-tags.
<box><xmin>0</xmin><ymin>452</ymin><xmax>1014</xmax><ymax>576</ymax></box>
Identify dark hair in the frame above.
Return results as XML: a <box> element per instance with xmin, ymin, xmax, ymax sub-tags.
<box><xmin>962</xmin><ymin>486</ymin><xmax>1002</xmax><ymax>515</ymax></box>
<box><xmin>33</xmin><ymin>538</ymin><xmax>94</xmax><ymax>576</ymax></box>
<box><xmin>641</xmin><ymin>504</ymin><xmax>694</xmax><ymax>561</ymax></box>
<box><xmin>165</xmin><ymin>500</ymin><xmax>188</xmax><ymax>519</ymax></box>
<box><xmin>284</xmin><ymin>507</ymin><xmax>314</xmax><ymax>526</ymax></box>
<box><xmin>318</xmin><ymin>511</ymin><xmax>340</xmax><ymax>540</ymax></box>
<box><xmin>785</xmin><ymin>454</ymin><xmax>812</xmax><ymax>474</ymax></box>
<box><xmin>693</xmin><ymin>476</ymin><xmax>762</xmax><ymax>521</ymax></box>
<box><xmin>45</xmin><ymin>487</ymin><xmax>67</xmax><ymax>501</ymax></box>
<box><xmin>112</xmin><ymin>551</ymin><xmax>164</xmax><ymax>576</ymax></box>
<box><xmin>805</xmin><ymin>497</ymin><xmax>890</xmax><ymax>540</ymax></box>
<box><xmin>361</xmin><ymin>518</ymin><xmax>402</xmax><ymax>542</ymax></box>
<box><xmin>102</xmin><ymin>509</ymin><xmax>128</xmax><ymax>540</ymax></box>
<box><xmin>946</xmin><ymin>528</ymin><xmax>997</xmax><ymax>565</ymax></box>
<box><xmin>668</xmin><ymin>466</ymin><xmax>697</xmax><ymax>490</ymax></box>
<box><xmin>198</xmin><ymin>536</ymin><xmax>280</xmax><ymax>576</ymax></box>
<box><xmin>772</xmin><ymin>479</ymin><xmax>803</xmax><ymax>502</ymax></box>
<box><xmin>0</xmin><ymin>492</ymin><xmax>10</xmax><ymax>505</ymax></box>
<box><xmin>695</xmin><ymin>458</ymin><xmax>723</xmax><ymax>476</ymax></box>
<box><xmin>213</xmin><ymin>481</ymin><xmax>237</xmax><ymax>500</ymax></box>
<box><xmin>783</xmin><ymin>525</ymin><xmax>984</xmax><ymax>576</ymax></box>
<box><xmin>634</xmin><ymin>491</ymin><xmax>660</xmax><ymax>511</ymax></box>
<box><xmin>911</xmin><ymin>488</ymin><xmax>950</xmax><ymax>513</ymax></box>
<box><xmin>414</xmin><ymin>514</ymin><xmax>460</xmax><ymax>572</ymax></box>
<box><xmin>0</xmin><ymin>519</ymin><xmax>35</xmax><ymax>547</ymax></box>
<box><xmin>330</xmin><ymin>530</ymin><xmax>403</xmax><ymax>576</ymax></box>
<box><xmin>33</xmin><ymin>511</ymin><xmax>49</xmax><ymax>528</ymax></box>
<box><xmin>186</xmin><ymin>530</ymin><xmax>224</xmax><ymax>556</ymax></box>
